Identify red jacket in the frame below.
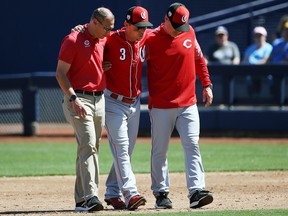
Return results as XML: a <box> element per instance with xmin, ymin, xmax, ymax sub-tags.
<box><xmin>146</xmin><ymin>23</ymin><xmax>211</xmax><ymax>109</ymax></box>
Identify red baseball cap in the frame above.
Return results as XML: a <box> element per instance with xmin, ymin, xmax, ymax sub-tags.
<box><xmin>167</xmin><ymin>3</ymin><xmax>190</xmax><ymax>32</ymax></box>
<box><xmin>126</xmin><ymin>6</ymin><xmax>153</xmax><ymax>27</ymax></box>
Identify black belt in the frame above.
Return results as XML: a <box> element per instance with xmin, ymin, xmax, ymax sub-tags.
<box><xmin>75</xmin><ymin>90</ymin><xmax>103</xmax><ymax>96</ymax></box>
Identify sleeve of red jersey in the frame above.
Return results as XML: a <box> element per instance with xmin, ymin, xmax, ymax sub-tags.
<box><xmin>194</xmin><ymin>38</ymin><xmax>212</xmax><ymax>87</ymax></box>
<box><xmin>195</xmin><ymin>57</ymin><xmax>212</xmax><ymax>87</ymax></box>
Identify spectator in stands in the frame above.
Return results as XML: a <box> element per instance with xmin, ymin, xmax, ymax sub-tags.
<box><xmin>243</xmin><ymin>26</ymin><xmax>272</xmax><ymax>65</ymax></box>
<box><xmin>206</xmin><ymin>26</ymin><xmax>240</xmax><ymax>65</ymax></box>
<box><xmin>268</xmin><ymin>21</ymin><xmax>288</xmax><ymax>64</ymax></box>
<box><xmin>242</xmin><ymin>26</ymin><xmax>273</xmax><ymax>94</ymax></box>
<box><xmin>271</xmin><ymin>14</ymin><xmax>288</xmax><ymax>46</ymax></box>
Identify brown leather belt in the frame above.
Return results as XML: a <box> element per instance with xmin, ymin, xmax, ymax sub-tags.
<box><xmin>75</xmin><ymin>90</ymin><xmax>103</xmax><ymax>96</ymax></box>
<box><xmin>110</xmin><ymin>93</ymin><xmax>136</xmax><ymax>104</ymax></box>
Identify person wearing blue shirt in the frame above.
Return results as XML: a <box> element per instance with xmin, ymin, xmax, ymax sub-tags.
<box><xmin>243</xmin><ymin>26</ymin><xmax>272</xmax><ymax>64</ymax></box>
<box><xmin>243</xmin><ymin>26</ymin><xmax>272</xmax><ymax>94</ymax></box>
<box><xmin>269</xmin><ymin>21</ymin><xmax>288</xmax><ymax>64</ymax></box>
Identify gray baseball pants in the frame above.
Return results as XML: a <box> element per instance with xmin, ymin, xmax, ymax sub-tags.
<box><xmin>149</xmin><ymin>104</ymin><xmax>205</xmax><ymax>198</ymax></box>
<box><xmin>104</xmin><ymin>90</ymin><xmax>140</xmax><ymax>205</ymax></box>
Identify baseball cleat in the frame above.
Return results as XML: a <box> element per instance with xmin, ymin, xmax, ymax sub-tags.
<box><xmin>127</xmin><ymin>195</ymin><xmax>146</xmax><ymax>210</ymax></box>
<box><xmin>75</xmin><ymin>196</ymin><xmax>104</xmax><ymax>212</ymax></box>
<box><xmin>104</xmin><ymin>197</ymin><xmax>126</xmax><ymax>209</ymax></box>
<box><xmin>190</xmin><ymin>190</ymin><xmax>213</xmax><ymax>208</ymax></box>
<box><xmin>155</xmin><ymin>192</ymin><xmax>173</xmax><ymax>209</ymax></box>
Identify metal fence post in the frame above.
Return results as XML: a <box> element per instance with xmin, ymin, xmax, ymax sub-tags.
<box><xmin>22</xmin><ymin>85</ymin><xmax>39</xmax><ymax>136</ymax></box>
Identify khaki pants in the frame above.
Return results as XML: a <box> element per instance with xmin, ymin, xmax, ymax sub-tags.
<box><xmin>62</xmin><ymin>93</ymin><xmax>105</xmax><ymax>203</ymax></box>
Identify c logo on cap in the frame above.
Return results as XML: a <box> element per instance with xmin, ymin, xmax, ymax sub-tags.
<box><xmin>183</xmin><ymin>39</ymin><xmax>192</xmax><ymax>49</ymax></box>
<box><xmin>141</xmin><ymin>12</ymin><xmax>146</xmax><ymax>19</ymax></box>
<box><xmin>182</xmin><ymin>16</ymin><xmax>187</xmax><ymax>23</ymax></box>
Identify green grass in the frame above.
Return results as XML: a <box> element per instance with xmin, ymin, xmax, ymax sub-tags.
<box><xmin>200</xmin><ymin>143</ymin><xmax>288</xmax><ymax>171</ymax></box>
<box><xmin>0</xmin><ymin>140</ymin><xmax>287</xmax><ymax>215</ymax></box>
<box><xmin>0</xmin><ymin>140</ymin><xmax>287</xmax><ymax>177</ymax></box>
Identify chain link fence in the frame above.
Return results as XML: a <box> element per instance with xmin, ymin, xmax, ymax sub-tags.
<box><xmin>0</xmin><ymin>89</ymin><xmax>23</xmax><ymax>135</ymax></box>
<box><xmin>0</xmin><ymin>88</ymin><xmax>73</xmax><ymax>136</ymax></box>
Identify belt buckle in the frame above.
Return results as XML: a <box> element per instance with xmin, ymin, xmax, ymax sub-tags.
<box><xmin>117</xmin><ymin>94</ymin><xmax>124</xmax><ymax>101</ymax></box>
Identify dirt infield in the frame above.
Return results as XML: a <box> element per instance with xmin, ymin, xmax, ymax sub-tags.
<box><xmin>1</xmin><ymin>171</ymin><xmax>288</xmax><ymax>215</ymax></box>
<box><xmin>1</xmin><ymin>136</ymin><xmax>288</xmax><ymax>215</ymax></box>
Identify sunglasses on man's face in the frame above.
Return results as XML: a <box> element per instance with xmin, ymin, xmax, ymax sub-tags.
<box><xmin>95</xmin><ymin>18</ymin><xmax>113</xmax><ymax>32</ymax></box>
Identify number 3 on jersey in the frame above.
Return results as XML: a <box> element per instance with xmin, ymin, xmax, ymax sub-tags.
<box><xmin>120</xmin><ymin>48</ymin><xmax>126</xmax><ymax>61</ymax></box>
<box><xmin>119</xmin><ymin>47</ymin><xmax>145</xmax><ymax>62</ymax></box>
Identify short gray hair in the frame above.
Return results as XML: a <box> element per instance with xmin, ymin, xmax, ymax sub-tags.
<box><xmin>91</xmin><ymin>7</ymin><xmax>114</xmax><ymax>22</ymax></box>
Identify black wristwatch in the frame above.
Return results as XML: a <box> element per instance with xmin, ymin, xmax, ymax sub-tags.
<box><xmin>204</xmin><ymin>84</ymin><xmax>213</xmax><ymax>90</ymax></box>
<box><xmin>69</xmin><ymin>94</ymin><xmax>77</xmax><ymax>102</ymax></box>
